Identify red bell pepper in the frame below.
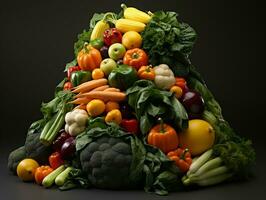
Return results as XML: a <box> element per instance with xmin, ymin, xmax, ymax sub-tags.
<box><xmin>67</xmin><ymin>66</ymin><xmax>80</xmax><ymax>80</ymax></box>
<box><xmin>49</xmin><ymin>152</ymin><xmax>64</xmax><ymax>169</ymax></box>
<box><xmin>63</xmin><ymin>81</ymin><xmax>73</xmax><ymax>90</ymax></box>
<box><xmin>120</xmin><ymin>119</ymin><xmax>139</xmax><ymax>134</ymax></box>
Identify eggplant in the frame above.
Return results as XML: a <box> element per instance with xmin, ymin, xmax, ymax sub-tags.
<box><xmin>53</xmin><ymin>130</ymin><xmax>71</xmax><ymax>152</ymax></box>
<box><xmin>60</xmin><ymin>137</ymin><xmax>76</xmax><ymax>160</ymax></box>
<box><xmin>181</xmin><ymin>90</ymin><xmax>205</xmax><ymax>119</ymax></box>
<box><xmin>120</xmin><ymin>102</ymin><xmax>134</xmax><ymax>119</ymax></box>
<box><xmin>100</xmin><ymin>46</ymin><xmax>109</xmax><ymax>59</ymax></box>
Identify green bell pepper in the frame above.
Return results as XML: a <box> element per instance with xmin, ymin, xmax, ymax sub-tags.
<box><xmin>108</xmin><ymin>64</ymin><xmax>138</xmax><ymax>91</ymax></box>
<box><xmin>70</xmin><ymin>71</ymin><xmax>92</xmax><ymax>87</ymax></box>
<box><xmin>90</xmin><ymin>39</ymin><xmax>104</xmax><ymax>49</ymax></box>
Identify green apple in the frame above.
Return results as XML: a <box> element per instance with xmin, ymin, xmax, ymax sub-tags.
<box><xmin>100</xmin><ymin>58</ymin><xmax>117</xmax><ymax>76</ymax></box>
<box><xmin>108</xmin><ymin>43</ymin><xmax>126</xmax><ymax>60</ymax></box>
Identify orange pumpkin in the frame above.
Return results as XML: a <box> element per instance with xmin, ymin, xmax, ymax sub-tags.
<box><xmin>77</xmin><ymin>44</ymin><xmax>102</xmax><ymax>71</ymax></box>
<box><xmin>147</xmin><ymin>118</ymin><xmax>179</xmax><ymax>153</ymax></box>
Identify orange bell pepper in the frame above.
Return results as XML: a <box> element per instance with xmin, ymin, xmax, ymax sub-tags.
<box><xmin>123</xmin><ymin>48</ymin><xmax>148</xmax><ymax>70</ymax></box>
<box><xmin>137</xmin><ymin>65</ymin><xmax>155</xmax><ymax>80</ymax></box>
<box><xmin>167</xmin><ymin>148</ymin><xmax>192</xmax><ymax>173</ymax></box>
<box><xmin>147</xmin><ymin>118</ymin><xmax>179</xmax><ymax>153</ymax></box>
<box><xmin>35</xmin><ymin>165</ymin><xmax>53</xmax><ymax>184</ymax></box>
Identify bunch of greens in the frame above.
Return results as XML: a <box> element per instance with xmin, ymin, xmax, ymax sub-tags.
<box><xmin>141</xmin><ymin>11</ymin><xmax>197</xmax><ymax>77</ymax></box>
<box><xmin>188</xmin><ymin>76</ymin><xmax>256</xmax><ymax>177</ymax></box>
<box><xmin>126</xmin><ymin>80</ymin><xmax>188</xmax><ymax>135</ymax></box>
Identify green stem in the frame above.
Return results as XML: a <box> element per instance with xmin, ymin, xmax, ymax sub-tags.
<box><xmin>102</xmin><ymin>12</ymin><xmax>117</xmax><ymax>24</ymax></box>
<box><xmin>121</xmin><ymin>3</ymin><xmax>127</xmax><ymax>10</ymax></box>
<box><xmin>42</xmin><ymin>106</ymin><xmax>66</xmax><ymax>145</ymax></box>
<box><xmin>158</xmin><ymin>118</ymin><xmax>165</xmax><ymax>133</ymax></box>
<box><xmin>180</xmin><ymin>148</ymin><xmax>189</xmax><ymax>160</ymax></box>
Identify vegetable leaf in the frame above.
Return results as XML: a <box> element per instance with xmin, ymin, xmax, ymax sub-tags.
<box><xmin>64</xmin><ymin>60</ymin><xmax>77</xmax><ymax>72</ymax></box>
<box><xmin>126</xmin><ymin>80</ymin><xmax>188</xmax><ymax>135</ymax></box>
<box><xmin>141</xmin><ymin>11</ymin><xmax>196</xmax><ymax>76</ymax></box>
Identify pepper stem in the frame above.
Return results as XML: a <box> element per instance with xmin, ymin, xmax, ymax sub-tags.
<box><xmin>180</xmin><ymin>148</ymin><xmax>189</xmax><ymax>160</ymax></box>
<box><xmin>145</xmin><ymin>65</ymin><xmax>152</xmax><ymax>72</ymax></box>
<box><xmin>83</xmin><ymin>42</ymin><xmax>90</xmax><ymax>53</ymax></box>
<box><xmin>158</xmin><ymin>118</ymin><xmax>165</xmax><ymax>133</ymax></box>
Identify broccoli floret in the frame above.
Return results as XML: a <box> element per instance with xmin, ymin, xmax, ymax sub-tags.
<box><xmin>7</xmin><ymin>146</ymin><xmax>27</xmax><ymax>174</ymax></box>
<box><xmin>80</xmin><ymin>136</ymin><xmax>133</xmax><ymax>189</ymax></box>
<box><xmin>24</xmin><ymin>132</ymin><xmax>52</xmax><ymax>164</ymax></box>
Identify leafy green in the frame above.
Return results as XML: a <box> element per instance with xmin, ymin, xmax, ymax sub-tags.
<box><xmin>64</xmin><ymin>59</ymin><xmax>77</xmax><ymax>72</ymax></box>
<box><xmin>40</xmin><ymin>90</ymin><xmax>74</xmax><ymax>121</ymax></box>
<box><xmin>126</xmin><ymin>80</ymin><xmax>188</xmax><ymax>135</ymax></box>
<box><xmin>143</xmin><ymin>145</ymin><xmax>182</xmax><ymax>195</ymax></box>
<box><xmin>60</xmin><ymin>168</ymin><xmax>91</xmax><ymax>190</ymax></box>
<box><xmin>74</xmin><ymin>29</ymin><xmax>92</xmax><ymax>56</ymax></box>
<box><xmin>89</xmin><ymin>13</ymin><xmax>105</xmax><ymax>29</ymax></box>
<box><xmin>141</xmin><ymin>11</ymin><xmax>196</xmax><ymax>76</ymax></box>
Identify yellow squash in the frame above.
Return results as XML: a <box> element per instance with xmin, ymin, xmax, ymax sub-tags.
<box><xmin>121</xmin><ymin>4</ymin><xmax>152</xmax><ymax>24</ymax></box>
<box><xmin>90</xmin><ymin>20</ymin><xmax>109</xmax><ymax>40</ymax></box>
<box><xmin>115</xmin><ymin>19</ymin><xmax>146</xmax><ymax>33</ymax></box>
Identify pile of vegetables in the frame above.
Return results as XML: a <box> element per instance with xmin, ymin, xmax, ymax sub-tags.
<box><xmin>7</xmin><ymin>4</ymin><xmax>255</xmax><ymax>195</ymax></box>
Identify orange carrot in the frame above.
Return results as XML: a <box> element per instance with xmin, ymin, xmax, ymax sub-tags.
<box><xmin>74</xmin><ymin>104</ymin><xmax>87</xmax><ymax>110</ymax></box>
<box><xmin>69</xmin><ymin>97</ymin><xmax>91</xmax><ymax>104</ymax></box>
<box><xmin>104</xmin><ymin>87</ymin><xmax>120</xmax><ymax>92</ymax></box>
<box><xmin>76</xmin><ymin>91</ymin><xmax>126</xmax><ymax>102</ymax></box>
<box><xmin>72</xmin><ymin>78</ymin><xmax>107</xmax><ymax>93</ymax></box>
<box><xmin>91</xmin><ymin>85</ymin><xmax>109</xmax><ymax>91</ymax></box>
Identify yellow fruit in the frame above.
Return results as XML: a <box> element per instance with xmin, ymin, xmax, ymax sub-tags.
<box><xmin>92</xmin><ymin>68</ymin><xmax>105</xmax><ymax>80</ymax></box>
<box><xmin>179</xmin><ymin>119</ymin><xmax>215</xmax><ymax>156</ymax></box>
<box><xmin>122</xmin><ymin>31</ymin><xmax>142</xmax><ymax>49</ymax></box>
<box><xmin>86</xmin><ymin>99</ymin><xmax>105</xmax><ymax>117</ymax></box>
<box><xmin>105</xmin><ymin>101</ymin><xmax>120</xmax><ymax>112</ymax></box>
<box><xmin>105</xmin><ymin>109</ymin><xmax>122</xmax><ymax>124</ymax></box>
<box><xmin>17</xmin><ymin>158</ymin><xmax>39</xmax><ymax>181</ymax></box>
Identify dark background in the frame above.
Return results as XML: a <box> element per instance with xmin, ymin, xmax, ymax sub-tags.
<box><xmin>1</xmin><ymin>0</ymin><xmax>266</xmax><ymax>199</ymax></box>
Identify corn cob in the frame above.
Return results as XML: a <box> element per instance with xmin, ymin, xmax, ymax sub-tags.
<box><xmin>121</xmin><ymin>4</ymin><xmax>152</xmax><ymax>24</ymax></box>
<box><xmin>115</xmin><ymin>19</ymin><xmax>146</xmax><ymax>33</ymax></box>
<box><xmin>90</xmin><ymin>20</ymin><xmax>109</xmax><ymax>40</ymax></box>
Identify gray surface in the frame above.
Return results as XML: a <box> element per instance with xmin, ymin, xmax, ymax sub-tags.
<box><xmin>1</xmin><ymin>146</ymin><xmax>266</xmax><ymax>200</ymax></box>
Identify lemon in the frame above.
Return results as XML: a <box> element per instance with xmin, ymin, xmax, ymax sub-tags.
<box><xmin>179</xmin><ymin>119</ymin><xmax>215</xmax><ymax>156</ymax></box>
<box><xmin>86</xmin><ymin>99</ymin><xmax>105</xmax><ymax>117</ymax></box>
<box><xmin>17</xmin><ymin>158</ymin><xmax>39</xmax><ymax>181</ymax></box>
<box><xmin>122</xmin><ymin>31</ymin><xmax>142</xmax><ymax>49</ymax></box>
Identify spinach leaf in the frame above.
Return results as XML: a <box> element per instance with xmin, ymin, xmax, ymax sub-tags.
<box><xmin>74</xmin><ymin>29</ymin><xmax>92</xmax><ymax>56</ymax></box>
<box><xmin>142</xmin><ymin>11</ymin><xmax>196</xmax><ymax>76</ymax></box>
<box><xmin>60</xmin><ymin>168</ymin><xmax>91</xmax><ymax>190</ymax></box>
<box><xmin>126</xmin><ymin>80</ymin><xmax>188</xmax><ymax>135</ymax></box>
